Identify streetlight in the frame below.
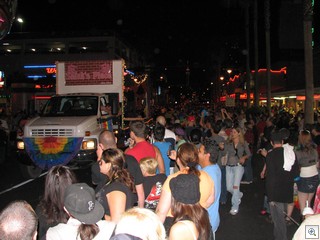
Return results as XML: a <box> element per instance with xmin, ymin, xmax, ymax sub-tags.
<box><xmin>17</xmin><ymin>17</ymin><xmax>23</xmax><ymax>31</ymax></box>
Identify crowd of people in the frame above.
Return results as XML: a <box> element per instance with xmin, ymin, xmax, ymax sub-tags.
<box><xmin>0</xmin><ymin>104</ymin><xmax>320</xmax><ymax>240</ymax></box>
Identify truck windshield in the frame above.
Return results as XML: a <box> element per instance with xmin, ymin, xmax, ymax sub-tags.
<box><xmin>41</xmin><ymin>96</ymin><xmax>98</xmax><ymax>117</ymax></box>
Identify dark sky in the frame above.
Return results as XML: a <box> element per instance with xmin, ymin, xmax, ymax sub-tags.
<box><xmin>13</xmin><ymin>0</ymin><xmax>249</xmax><ymax>87</ymax></box>
<box><xmin>15</xmin><ymin>1</ymin><xmax>245</xmax><ymax>60</ymax></box>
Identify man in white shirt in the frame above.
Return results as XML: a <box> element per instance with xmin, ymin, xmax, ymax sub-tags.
<box><xmin>156</xmin><ymin>115</ymin><xmax>176</xmax><ymax>146</ymax></box>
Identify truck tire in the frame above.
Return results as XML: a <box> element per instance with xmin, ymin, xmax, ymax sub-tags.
<box><xmin>19</xmin><ymin>164</ymin><xmax>42</xmax><ymax>179</ymax></box>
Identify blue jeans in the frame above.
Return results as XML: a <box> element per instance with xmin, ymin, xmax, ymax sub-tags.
<box><xmin>219</xmin><ymin>165</ymin><xmax>227</xmax><ymax>203</ymax></box>
<box><xmin>226</xmin><ymin>165</ymin><xmax>244</xmax><ymax>211</ymax></box>
<box><xmin>263</xmin><ymin>195</ymin><xmax>270</xmax><ymax>213</ymax></box>
<box><xmin>242</xmin><ymin>156</ymin><xmax>253</xmax><ymax>182</ymax></box>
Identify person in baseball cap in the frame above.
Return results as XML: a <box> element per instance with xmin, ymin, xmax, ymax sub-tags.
<box><xmin>46</xmin><ymin>183</ymin><xmax>115</xmax><ymax>240</ymax></box>
<box><xmin>63</xmin><ymin>183</ymin><xmax>104</xmax><ymax>224</ymax></box>
<box><xmin>168</xmin><ymin>174</ymin><xmax>212</xmax><ymax>240</ymax></box>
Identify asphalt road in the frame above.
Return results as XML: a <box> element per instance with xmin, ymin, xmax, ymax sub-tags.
<box><xmin>0</xmin><ymin>152</ymin><xmax>300</xmax><ymax>240</ymax></box>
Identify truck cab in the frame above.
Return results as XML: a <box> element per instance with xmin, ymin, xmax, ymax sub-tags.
<box><xmin>16</xmin><ymin>59</ymin><xmax>124</xmax><ymax>178</ymax></box>
<box><xmin>17</xmin><ymin>93</ymin><xmax>119</xmax><ymax>178</ymax></box>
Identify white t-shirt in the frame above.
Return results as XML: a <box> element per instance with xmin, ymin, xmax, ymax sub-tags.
<box><xmin>46</xmin><ymin>218</ymin><xmax>115</xmax><ymax>240</ymax></box>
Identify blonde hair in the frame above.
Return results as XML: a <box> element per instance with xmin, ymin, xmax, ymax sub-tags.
<box><xmin>140</xmin><ymin>157</ymin><xmax>158</xmax><ymax>175</ymax></box>
<box><xmin>115</xmin><ymin>207</ymin><xmax>166</xmax><ymax>240</ymax></box>
<box><xmin>228</xmin><ymin>127</ymin><xmax>245</xmax><ymax>145</ymax></box>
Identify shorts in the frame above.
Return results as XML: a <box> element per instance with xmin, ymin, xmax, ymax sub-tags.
<box><xmin>297</xmin><ymin>175</ymin><xmax>319</xmax><ymax>193</ymax></box>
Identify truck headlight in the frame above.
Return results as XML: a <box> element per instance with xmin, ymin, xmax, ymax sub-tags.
<box><xmin>82</xmin><ymin>139</ymin><xmax>96</xmax><ymax>150</ymax></box>
<box><xmin>17</xmin><ymin>140</ymin><xmax>25</xmax><ymax>150</ymax></box>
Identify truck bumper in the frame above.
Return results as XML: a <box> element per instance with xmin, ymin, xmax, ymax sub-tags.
<box><xmin>17</xmin><ymin>149</ymin><xmax>97</xmax><ymax>167</ymax></box>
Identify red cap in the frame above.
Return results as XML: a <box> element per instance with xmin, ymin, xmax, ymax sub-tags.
<box><xmin>187</xmin><ymin>116</ymin><xmax>195</xmax><ymax>122</ymax></box>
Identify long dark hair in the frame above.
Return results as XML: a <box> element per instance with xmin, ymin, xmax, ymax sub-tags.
<box><xmin>38</xmin><ymin>165</ymin><xmax>77</xmax><ymax>224</ymax></box>
<box><xmin>171</xmin><ymin>198</ymin><xmax>211</xmax><ymax>240</ymax></box>
<box><xmin>101</xmin><ymin>148</ymin><xmax>135</xmax><ymax>192</ymax></box>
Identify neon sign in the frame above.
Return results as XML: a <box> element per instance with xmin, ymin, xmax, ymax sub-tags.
<box><xmin>46</xmin><ymin>68</ymin><xmax>56</xmax><ymax>74</ymax></box>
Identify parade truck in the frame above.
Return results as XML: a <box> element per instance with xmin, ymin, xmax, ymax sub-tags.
<box><xmin>16</xmin><ymin>59</ymin><xmax>124</xmax><ymax>178</ymax></box>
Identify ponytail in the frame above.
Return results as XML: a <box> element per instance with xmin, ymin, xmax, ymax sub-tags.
<box><xmin>78</xmin><ymin>223</ymin><xmax>100</xmax><ymax>240</ymax></box>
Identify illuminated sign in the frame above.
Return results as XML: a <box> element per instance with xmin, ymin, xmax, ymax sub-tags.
<box><xmin>0</xmin><ymin>71</ymin><xmax>4</xmax><ymax>87</ymax></box>
<box><xmin>65</xmin><ymin>60</ymin><xmax>113</xmax><ymax>86</ymax></box>
<box><xmin>296</xmin><ymin>95</ymin><xmax>320</xmax><ymax>101</ymax></box>
<box><xmin>46</xmin><ymin>68</ymin><xmax>56</xmax><ymax>74</ymax></box>
<box><xmin>24</xmin><ymin>65</ymin><xmax>56</xmax><ymax>79</ymax></box>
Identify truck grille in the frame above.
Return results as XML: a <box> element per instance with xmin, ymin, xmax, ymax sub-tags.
<box><xmin>31</xmin><ymin>129</ymin><xmax>74</xmax><ymax>137</ymax></box>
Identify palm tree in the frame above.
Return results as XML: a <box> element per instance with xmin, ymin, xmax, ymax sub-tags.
<box><xmin>264</xmin><ymin>0</ymin><xmax>271</xmax><ymax>115</ymax></box>
<box><xmin>253</xmin><ymin>0</ymin><xmax>259</xmax><ymax>108</ymax></box>
<box><xmin>303</xmin><ymin>0</ymin><xmax>314</xmax><ymax>126</ymax></box>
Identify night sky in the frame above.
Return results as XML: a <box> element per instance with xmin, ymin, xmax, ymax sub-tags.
<box><xmin>11</xmin><ymin>0</ymin><xmax>285</xmax><ymax>89</ymax></box>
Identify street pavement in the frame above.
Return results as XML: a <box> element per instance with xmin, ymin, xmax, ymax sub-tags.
<box><xmin>216</xmin><ymin>178</ymin><xmax>299</xmax><ymax>240</ymax></box>
<box><xmin>0</xmin><ymin>153</ymin><xmax>301</xmax><ymax>240</ymax></box>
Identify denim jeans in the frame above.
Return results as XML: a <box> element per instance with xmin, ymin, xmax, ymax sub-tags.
<box><xmin>263</xmin><ymin>195</ymin><xmax>270</xmax><ymax>213</ymax></box>
<box><xmin>226</xmin><ymin>165</ymin><xmax>244</xmax><ymax>211</ymax></box>
<box><xmin>242</xmin><ymin>156</ymin><xmax>253</xmax><ymax>182</ymax></box>
<box><xmin>219</xmin><ymin>165</ymin><xmax>227</xmax><ymax>203</ymax></box>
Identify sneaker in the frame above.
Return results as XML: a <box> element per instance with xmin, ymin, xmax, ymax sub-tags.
<box><xmin>241</xmin><ymin>181</ymin><xmax>253</xmax><ymax>184</ymax></box>
<box><xmin>230</xmin><ymin>209</ymin><xmax>238</xmax><ymax>215</ymax></box>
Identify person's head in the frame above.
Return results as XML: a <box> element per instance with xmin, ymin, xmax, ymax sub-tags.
<box><xmin>114</xmin><ymin>207</ymin><xmax>166</xmax><ymax>240</ymax></box>
<box><xmin>0</xmin><ymin>200</ymin><xmax>38</xmax><ymax>240</ymax></box>
<box><xmin>311</xmin><ymin>123</ymin><xmax>320</xmax><ymax>136</ymax></box>
<box><xmin>130</xmin><ymin>120</ymin><xmax>146</xmax><ymax>140</ymax></box>
<box><xmin>279</xmin><ymin>127</ymin><xmax>290</xmax><ymax>144</ymax></box>
<box><xmin>99</xmin><ymin>148</ymin><xmax>135</xmax><ymax>191</ymax></box>
<box><xmin>153</xmin><ymin>124</ymin><xmax>165</xmax><ymax>142</ymax></box>
<box><xmin>229</xmin><ymin>127</ymin><xmax>245</xmax><ymax>143</ymax></box>
<box><xmin>100</xmin><ymin>148</ymin><xmax>126</xmax><ymax>178</ymax></box>
<box><xmin>176</xmin><ymin>142</ymin><xmax>199</xmax><ymax>174</ymax></box>
<box><xmin>156</xmin><ymin>115</ymin><xmax>166</xmax><ymax>127</ymax></box>
<box><xmin>140</xmin><ymin>157</ymin><xmax>158</xmax><ymax>176</ymax></box>
<box><xmin>270</xmin><ymin>131</ymin><xmax>283</xmax><ymax>146</ymax></box>
<box><xmin>63</xmin><ymin>183</ymin><xmax>105</xmax><ymax>239</ymax></box>
<box><xmin>186</xmin><ymin>115</ymin><xmax>196</xmax><ymax>126</ymax></box>
<box><xmin>40</xmin><ymin>165</ymin><xmax>77</xmax><ymax>223</ymax></box>
<box><xmin>223</xmin><ymin>118</ymin><xmax>233</xmax><ymax>129</ymax></box>
<box><xmin>189</xmin><ymin>128</ymin><xmax>202</xmax><ymax>145</ymax></box>
<box><xmin>298</xmin><ymin>130</ymin><xmax>314</xmax><ymax>150</ymax></box>
<box><xmin>99</xmin><ymin>130</ymin><xmax>117</xmax><ymax>149</ymax></box>
<box><xmin>198</xmin><ymin>139</ymin><xmax>218</xmax><ymax>166</ymax></box>
<box><xmin>174</xmin><ymin>127</ymin><xmax>185</xmax><ymax>140</ymax></box>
